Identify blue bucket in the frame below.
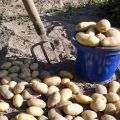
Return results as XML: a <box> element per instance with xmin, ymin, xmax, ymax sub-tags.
<box><xmin>71</xmin><ymin>33</ymin><xmax>120</xmax><ymax>83</ymax></box>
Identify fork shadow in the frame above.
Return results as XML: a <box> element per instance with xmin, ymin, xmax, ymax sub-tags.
<box><xmin>30</xmin><ymin>40</ymin><xmax>77</xmax><ymax>75</ymax></box>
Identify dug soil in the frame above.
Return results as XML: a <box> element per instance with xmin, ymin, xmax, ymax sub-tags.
<box><xmin>0</xmin><ymin>0</ymin><xmax>120</xmax><ymax>119</ymax></box>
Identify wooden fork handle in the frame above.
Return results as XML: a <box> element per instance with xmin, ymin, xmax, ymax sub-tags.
<box><xmin>22</xmin><ymin>0</ymin><xmax>46</xmax><ymax>39</ymax></box>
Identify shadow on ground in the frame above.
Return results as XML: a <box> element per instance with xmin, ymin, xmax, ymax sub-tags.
<box><xmin>0</xmin><ymin>42</ymin><xmax>83</xmax><ymax>82</ymax></box>
<box><xmin>42</xmin><ymin>5</ymin><xmax>101</xmax><ymax>39</ymax></box>
<box><xmin>0</xmin><ymin>37</ymin><xmax>120</xmax><ymax>119</ymax></box>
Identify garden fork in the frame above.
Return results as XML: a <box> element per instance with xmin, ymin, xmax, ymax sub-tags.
<box><xmin>22</xmin><ymin>0</ymin><xmax>59</xmax><ymax>63</ymax></box>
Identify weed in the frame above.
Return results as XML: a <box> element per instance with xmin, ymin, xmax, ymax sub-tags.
<box><xmin>17</xmin><ymin>15</ymin><xmax>30</xmax><ymax>21</ymax></box>
<box><xmin>0</xmin><ymin>13</ymin><xmax>11</xmax><ymax>23</ymax></box>
<box><xmin>90</xmin><ymin>0</ymin><xmax>109</xmax><ymax>6</ymax></box>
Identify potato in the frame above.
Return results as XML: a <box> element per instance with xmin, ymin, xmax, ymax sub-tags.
<box><xmin>13</xmin><ymin>94</ymin><xmax>23</xmax><ymax>108</ymax></box>
<box><xmin>75</xmin><ymin>94</ymin><xmax>92</xmax><ymax>104</ymax></box>
<box><xmin>81</xmin><ymin>110</ymin><xmax>97</xmax><ymax>119</ymax></box>
<box><xmin>75</xmin><ymin>32</ymin><xmax>90</xmax><ymax>43</ymax></box>
<box><xmin>66</xmin><ymin>82</ymin><xmax>79</xmax><ymax>94</ymax></box>
<box><xmin>24</xmin><ymin>77</ymin><xmax>32</xmax><ymax>82</ymax></box>
<box><xmin>30</xmin><ymin>63</ymin><xmax>38</xmax><ymax>70</ymax></box>
<box><xmin>56</xmin><ymin>101</ymin><xmax>72</xmax><ymax>109</ymax></box>
<box><xmin>12</xmin><ymin>77</ymin><xmax>22</xmax><ymax>83</ymax></box>
<box><xmin>0</xmin><ymin>85</ymin><xmax>14</xmax><ymax>99</ymax></box>
<box><xmin>100</xmin><ymin>114</ymin><xmax>116</xmax><ymax>120</ymax></box>
<box><xmin>31</xmin><ymin>70</ymin><xmax>39</xmax><ymax>78</ymax></box>
<box><xmin>63</xmin><ymin>103</ymin><xmax>83</xmax><ymax>116</ymax></box>
<box><xmin>1</xmin><ymin>62</ymin><xmax>12</xmax><ymax>69</ymax></box>
<box><xmin>12</xmin><ymin>61</ymin><xmax>23</xmax><ymax>66</ymax></box>
<box><xmin>0</xmin><ymin>70</ymin><xmax>8</xmax><ymax>78</ymax></box>
<box><xmin>48</xmin><ymin>108</ymin><xmax>67</xmax><ymax>120</ymax></box>
<box><xmin>96</xmin><ymin>19</ymin><xmax>111</xmax><ymax>33</ymax></box>
<box><xmin>100</xmin><ymin>36</ymin><xmax>120</xmax><ymax>47</ymax></box>
<box><xmin>109</xmin><ymin>81</ymin><xmax>120</xmax><ymax>93</ymax></box>
<box><xmin>18</xmin><ymin>81</ymin><xmax>29</xmax><ymax>86</ymax></box>
<box><xmin>47</xmin><ymin>91</ymin><xmax>60</xmax><ymax>108</ymax></box>
<box><xmin>20</xmin><ymin>64</ymin><xmax>30</xmax><ymax>69</ymax></box>
<box><xmin>21</xmin><ymin>68</ymin><xmax>31</xmax><ymax>73</ymax></box>
<box><xmin>24</xmin><ymin>59</ymin><xmax>32</xmax><ymax>64</ymax></box>
<box><xmin>39</xmin><ymin>70</ymin><xmax>51</xmax><ymax>79</ymax></box>
<box><xmin>65</xmin><ymin>115</ymin><xmax>73</xmax><ymax>120</ymax></box>
<box><xmin>46</xmin><ymin>86</ymin><xmax>59</xmax><ymax>97</ymax></box>
<box><xmin>90</xmin><ymin>98</ymin><xmax>106</xmax><ymax>112</ymax></box>
<box><xmin>27</xmin><ymin>98</ymin><xmax>46</xmax><ymax>108</ymax></box>
<box><xmin>75</xmin><ymin>32</ymin><xmax>100</xmax><ymax>47</ymax></box>
<box><xmin>115</xmin><ymin>100</ymin><xmax>120</xmax><ymax>112</ymax></box>
<box><xmin>61</xmin><ymin>78</ymin><xmax>70</xmax><ymax>85</ymax></box>
<box><xmin>31</xmin><ymin>82</ymin><xmax>48</xmax><ymax>94</ymax></box>
<box><xmin>106</xmin><ymin>92</ymin><xmax>120</xmax><ymax>103</ymax></box>
<box><xmin>8</xmin><ymin>73</ymin><xmax>18</xmax><ymax>78</ymax></box>
<box><xmin>1</xmin><ymin>76</ymin><xmax>11</xmax><ymax>85</ymax></box>
<box><xmin>26</xmin><ymin>106</ymin><xmax>44</xmax><ymax>116</ymax></box>
<box><xmin>12</xmin><ymin>77</ymin><xmax>21</xmax><ymax>82</ymax></box>
<box><xmin>60</xmin><ymin>88</ymin><xmax>72</xmax><ymax>101</ymax></box>
<box><xmin>30</xmin><ymin>78</ymin><xmax>42</xmax><ymax>84</ymax></box>
<box><xmin>75</xmin><ymin>22</ymin><xmax>96</xmax><ymax>32</ymax></box>
<box><xmin>91</xmin><ymin>93</ymin><xmax>107</xmax><ymax>103</ymax></box>
<box><xmin>8</xmin><ymin>81</ymin><xmax>17</xmax><ymax>89</ymax></box>
<box><xmin>86</xmin><ymin>35</ymin><xmax>100</xmax><ymax>46</ymax></box>
<box><xmin>30</xmin><ymin>79</ymin><xmax>37</xmax><ymax>84</ymax></box>
<box><xmin>104</xmin><ymin>103</ymin><xmax>116</xmax><ymax>115</ymax></box>
<box><xmin>73</xmin><ymin>117</ymin><xmax>84</xmax><ymax>120</ymax></box>
<box><xmin>0</xmin><ymin>101</ymin><xmax>9</xmax><ymax>112</ymax></box>
<box><xmin>22</xmin><ymin>89</ymin><xmax>33</xmax><ymax>100</ymax></box>
<box><xmin>96</xmin><ymin>33</ymin><xmax>106</xmax><ymax>41</ymax></box>
<box><xmin>19</xmin><ymin>72</ymin><xmax>31</xmax><ymax>80</ymax></box>
<box><xmin>87</xmin><ymin>27</ymin><xmax>95</xmax><ymax>36</ymax></box>
<box><xmin>95</xmin><ymin>84</ymin><xmax>107</xmax><ymax>94</ymax></box>
<box><xmin>59</xmin><ymin>70</ymin><xmax>73</xmax><ymax>79</ymax></box>
<box><xmin>44</xmin><ymin>76</ymin><xmax>61</xmax><ymax>86</ymax></box>
<box><xmin>106</xmin><ymin>28</ymin><xmax>120</xmax><ymax>37</ymax></box>
<box><xmin>13</xmin><ymin>83</ymin><xmax>25</xmax><ymax>94</ymax></box>
<box><xmin>38</xmin><ymin>115</ymin><xmax>48</xmax><ymax>120</ymax></box>
<box><xmin>8</xmin><ymin>66</ymin><xmax>20</xmax><ymax>73</ymax></box>
<box><xmin>0</xmin><ymin>116</ymin><xmax>8</xmax><ymax>120</ymax></box>
<box><xmin>16</xmin><ymin>113</ymin><xmax>37</xmax><ymax>120</ymax></box>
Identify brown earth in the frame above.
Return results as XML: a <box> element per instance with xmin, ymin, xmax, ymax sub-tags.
<box><xmin>0</xmin><ymin>0</ymin><xmax>120</xmax><ymax>119</ymax></box>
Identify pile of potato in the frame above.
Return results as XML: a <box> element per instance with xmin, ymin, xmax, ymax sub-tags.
<box><xmin>0</xmin><ymin>60</ymin><xmax>120</xmax><ymax>120</ymax></box>
<box><xmin>75</xmin><ymin>19</ymin><xmax>120</xmax><ymax>47</ymax></box>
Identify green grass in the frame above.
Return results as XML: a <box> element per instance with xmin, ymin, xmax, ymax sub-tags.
<box><xmin>0</xmin><ymin>13</ymin><xmax>11</xmax><ymax>22</ymax></box>
<box><xmin>17</xmin><ymin>15</ymin><xmax>30</xmax><ymax>21</ymax></box>
<box><xmin>0</xmin><ymin>13</ymin><xmax>31</xmax><ymax>23</ymax></box>
<box><xmin>90</xmin><ymin>0</ymin><xmax>109</xmax><ymax>5</ymax></box>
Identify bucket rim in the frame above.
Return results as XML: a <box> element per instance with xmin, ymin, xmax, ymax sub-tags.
<box><xmin>71</xmin><ymin>32</ymin><xmax>120</xmax><ymax>52</ymax></box>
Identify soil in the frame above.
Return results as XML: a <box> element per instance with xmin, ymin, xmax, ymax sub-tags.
<box><xmin>0</xmin><ymin>0</ymin><xmax>120</xmax><ymax>119</ymax></box>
